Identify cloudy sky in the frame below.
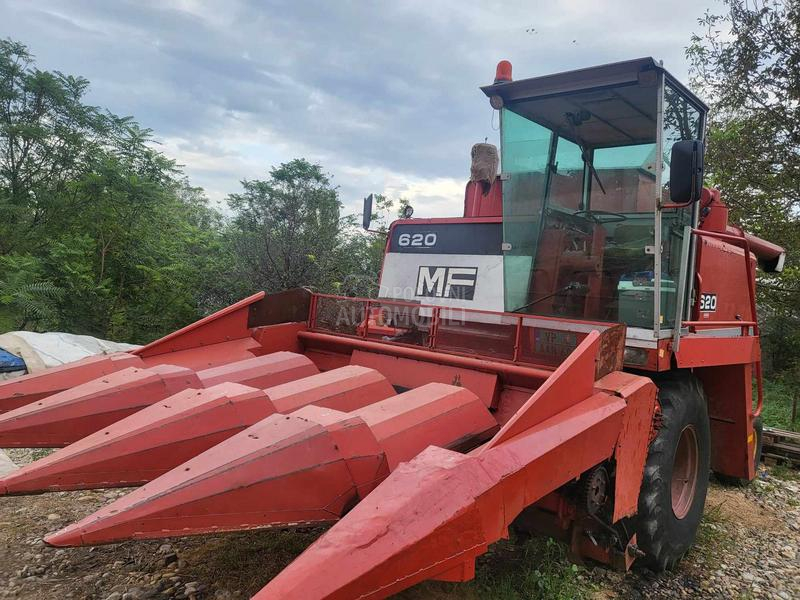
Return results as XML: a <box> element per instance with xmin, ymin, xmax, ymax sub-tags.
<box><xmin>1</xmin><ymin>0</ymin><xmax>719</xmax><ymax>217</ymax></box>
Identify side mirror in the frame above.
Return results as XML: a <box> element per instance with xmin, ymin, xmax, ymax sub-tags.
<box><xmin>362</xmin><ymin>193</ymin><xmax>374</xmax><ymax>230</ymax></box>
<box><xmin>669</xmin><ymin>140</ymin><xmax>704</xmax><ymax>204</ymax></box>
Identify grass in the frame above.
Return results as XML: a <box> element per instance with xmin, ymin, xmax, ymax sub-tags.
<box><xmin>472</xmin><ymin>536</ymin><xmax>590</xmax><ymax>600</ymax></box>
<box><xmin>179</xmin><ymin>528</ymin><xmax>324</xmax><ymax>596</ymax></box>
<box><xmin>691</xmin><ymin>496</ymin><xmax>733</xmax><ymax>568</ymax></box>
<box><xmin>760</xmin><ymin>377</ymin><xmax>799</xmax><ymax>432</ymax></box>
<box><xmin>397</xmin><ymin>533</ymin><xmax>592</xmax><ymax>600</ymax></box>
<box><xmin>180</xmin><ymin>529</ymin><xmax>592</xmax><ymax>600</ymax></box>
<box><xmin>770</xmin><ymin>464</ymin><xmax>800</xmax><ymax>482</ymax></box>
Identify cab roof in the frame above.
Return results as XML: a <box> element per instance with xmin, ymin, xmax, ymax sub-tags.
<box><xmin>480</xmin><ymin>57</ymin><xmax>708</xmax><ymax>114</ymax></box>
<box><xmin>482</xmin><ymin>57</ymin><xmax>707</xmax><ymax>148</ymax></box>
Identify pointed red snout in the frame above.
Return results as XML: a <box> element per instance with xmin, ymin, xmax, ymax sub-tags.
<box><xmin>45</xmin><ymin>383</ymin><xmax>497</xmax><ymax>546</ymax></box>
<box><xmin>0</xmin><ymin>366</ymin><xmax>394</xmax><ymax>495</ymax></box>
<box><xmin>0</xmin><ymin>352</ymin><xmax>316</xmax><ymax>448</ymax></box>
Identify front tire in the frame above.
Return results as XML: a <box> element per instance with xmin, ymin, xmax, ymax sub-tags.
<box><xmin>635</xmin><ymin>371</ymin><xmax>711</xmax><ymax>572</ymax></box>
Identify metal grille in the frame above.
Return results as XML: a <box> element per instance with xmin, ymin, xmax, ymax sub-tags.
<box><xmin>312</xmin><ymin>296</ymin><xmax>366</xmax><ymax>335</ymax></box>
<box><xmin>436</xmin><ymin>312</ymin><xmax>518</xmax><ymax>361</ymax></box>
<box><xmin>309</xmin><ymin>294</ymin><xmax>622</xmax><ymax>373</ymax></box>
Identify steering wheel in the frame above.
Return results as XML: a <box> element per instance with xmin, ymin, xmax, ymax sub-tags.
<box><xmin>573</xmin><ymin>209</ymin><xmax>627</xmax><ymax>223</ymax></box>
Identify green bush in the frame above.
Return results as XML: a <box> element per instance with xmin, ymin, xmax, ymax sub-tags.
<box><xmin>760</xmin><ymin>377</ymin><xmax>799</xmax><ymax>432</ymax></box>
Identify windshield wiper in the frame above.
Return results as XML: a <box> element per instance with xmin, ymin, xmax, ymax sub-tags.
<box><xmin>582</xmin><ymin>146</ymin><xmax>607</xmax><ymax>195</ymax></box>
<box><xmin>511</xmin><ymin>282</ymin><xmax>588</xmax><ymax>313</ymax></box>
<box><xmin>566</xmin><ymin>112</ymin><xmax>606</xmax><ymax>195</ymax></box>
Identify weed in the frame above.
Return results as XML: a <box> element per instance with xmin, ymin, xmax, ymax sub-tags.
<box><xmin>396</xmin><ymin>533</ymin><xmax>592</xmax><ymax>600</ymax></box>
<box><xmin>769</xmin><ymin>464</ymin><xmax>800</xmax><ymax>481</ymax></box>
<box><xmin>690</xmin><ymin>496</ymin><xmax>733</xmax><ymax>570</ymax></box>
<box><xmin>473</xmin><ymin>536</ymin><xmax>589</xmax><ymax>600</ymax></box>
<box><xmin>760</xmin><ymin>378</ymin><xmax>799</xmax><ymax>432</ymax></box>
<box><xmin>179</xmin><ymin>528</ymin><xmax>324</xmax><ymax>596</ymax></box>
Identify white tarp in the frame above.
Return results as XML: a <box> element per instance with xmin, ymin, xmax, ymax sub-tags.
<box><xmin>0</xmin><ymin>450</ymin><xmax>17</xmax><ymax>476</ymax></box>
<box><xmin>0</xmin><ymin>331</ymin><xmax>139</xmax><ymax>379</ymax></box>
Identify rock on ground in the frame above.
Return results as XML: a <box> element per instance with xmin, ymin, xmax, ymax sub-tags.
<box><xmin>0</xmin><ymin>449</ymin><xmax>797</xmax><ymax>599</ymax></box>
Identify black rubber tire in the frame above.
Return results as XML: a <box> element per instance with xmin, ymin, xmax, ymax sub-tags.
<box><xmin>754</xmin><ymin>416</ymin><xmax>764</xmax><ymax>467</ymax></box>
<box><xmin>716</xmin><ymin>416</ymin><xmax>763</xmax><ymax>486</ymax></box>
<box><xmin>635</xmin><ymin>371</ymin><xmax>711</xmax><ymax>572</ymax></box>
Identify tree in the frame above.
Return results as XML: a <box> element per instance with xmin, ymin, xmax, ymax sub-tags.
<box><xmin>336</xmin><ymin>194</ymin><xmax>411</xmax><ymax>298</ymax></box>
<box><xmin>0</xmin><ymin>38</ymin><xmax>399</xmax><ymax>345</ymax></box>
<box><xmin>227</xmin><ymin>159</ymin><xmax>347</xmax><ymax>293</ymax></box>
<box><xmin>227</xmin><ymin>169</ymin><xmax>410</xmax><ymax>300</ymax></box>
<box><xmin>687</xmin><ymin>0</ymin><xmax>800</xmax><ymax>374</ymax></box>
<box><xmin>0</xmin><ymin>39</ymin><xmax>110</xmax><ymax>254</ymax></box>
<box><xmin>0</xmin><ymin>39</ymin><xmax>229</xmax><ymax>343</ymax></box>
<box><xmin>0</xmin><ymin>254</ymin><xmax>63</xmax><ymax>331</ymax></box>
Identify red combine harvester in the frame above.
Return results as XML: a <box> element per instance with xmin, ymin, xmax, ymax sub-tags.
<box><xmin>0</xmin><ymin>58</ymin><xmax>786</xmax><ymax>599</ymax></box>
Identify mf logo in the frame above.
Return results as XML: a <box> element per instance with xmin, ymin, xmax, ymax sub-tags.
<box><xmin>416</xmin><ymin>266</ymin><xmax>478</xmax><ymax>300</ymax></box>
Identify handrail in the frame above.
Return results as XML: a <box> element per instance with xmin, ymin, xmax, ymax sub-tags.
<box><xmin>297</xmin><ymin>330</ymin><xmax>553</xmax><ymax>382</ymax></box>
<box><xmin>309</xmin><ymin>292</ymin><xmax>614</xmax><ymax>329</ymax></box>
<box><xmin>685</xmin><ymin>229</ymin><xmax>759</xmax><ymax>336</ymax></box>
<box><xmin>307</xmin><ymin>294</ymin><xmax>606</xmax><ymax>374</ymax></box>
<box><xmin>683</xmin><ymin>228</ymin><xmax>763</xmax><ymax>417</ymax></box>
<box><xmin>682</xmin><ymin>321</ymin><xmax>756</xmax><ymax>327</ymax></box>
<box><xmin>682</xmin><ymin>320</ymin><xmax>755</xmax><ymax>336</ymax></box>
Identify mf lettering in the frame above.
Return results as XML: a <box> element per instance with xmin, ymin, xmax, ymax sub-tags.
<box><xmin>416</xmin><ymin>267</ymin><xmax>478</xmax><ymax>300</ymax></box>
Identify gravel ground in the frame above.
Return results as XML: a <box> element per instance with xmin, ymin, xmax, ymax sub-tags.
<box><xmin>585</xmin><ymin>467</ymin><xmax>800</xmax><ymax>599</ymax></box>
<box><xmin>0</xmin><ymin>448</ymin><xmax>798</xmax><ymax>600</ymax></box>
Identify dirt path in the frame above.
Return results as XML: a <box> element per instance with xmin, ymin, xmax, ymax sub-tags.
<box><xmin>0</xmin><ymin>450</ymin><xmax>797</xmax><ymax>600</ymax></box>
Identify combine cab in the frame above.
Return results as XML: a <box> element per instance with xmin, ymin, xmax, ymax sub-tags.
<box><xmin>0</xmin><ymin>58</ymin><xmax>785</xmax><ymax>598</ymax></box>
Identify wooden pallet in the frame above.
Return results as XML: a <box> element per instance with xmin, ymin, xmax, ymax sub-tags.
<box><xmin>762</xmin><ymin>426</ymin><xmax>800</xmax><ymax>468</ymax></box>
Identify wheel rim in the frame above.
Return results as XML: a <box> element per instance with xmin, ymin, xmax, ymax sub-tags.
<box><xmin>671</xmin><ymin>425</ymin><xmax>699</xmax><ymax>519</ymax></box>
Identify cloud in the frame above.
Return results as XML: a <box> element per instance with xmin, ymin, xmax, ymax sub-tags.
<box><xmin>0</xmin><ymin>0</ymin><xmax>719</xmax><ymax>216</ymax></box>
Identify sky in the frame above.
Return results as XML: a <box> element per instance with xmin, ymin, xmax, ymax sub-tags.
<box><xmin>0</xmin><ymin>0</ymin><xmax>720</xmax><ymax>217</ymax></box>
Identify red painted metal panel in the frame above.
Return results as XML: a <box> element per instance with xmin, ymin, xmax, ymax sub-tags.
<box><xmin>251</xmin><ymin>322</ymin><xmax>307</xmax><ymax>355</ymax></box>
<box><xmin>696</xmin><ymin>364</ymin><xmax>755</xmax><ymax>480</ymax></box>
<box><xmin>303</xmin><ymin>349</ymin><xmax>352</xmax><ymax>372</ymax></box>
<box><xmin>45</xmin><ymin>383</ymin><xmax>496</xmax><ymax>546</ymax></box>
<box><xmin>595</xmin><ymin>371</ymin><xmax>657</xmax><ymax>521</ymax></box>
<box><xmin>0</xmin><ymin>364</ymin><xmax>201</xmax><ymax>448</ymax></box>
<box><xmin>196</xmin><ymin>352</ymin><xmax>317</xmax><ymax>389</ymax></box>
<box><xmin>300</xmin><ymin>331</ymin><xmax>550</xmax><ymax>386</ymax></box>
<box><xmin>463</xmin><ymin>179</ymin><xmax>503</xmax><ymax>217</ymax></box>
<box><xmin>0</xmin><ymin>353</ymin><xmax>144</xmax><ymax>414</ymax></box>
<box><xmin>350</xmin><ymin>350</ymin><xmax>500</xmax><ymax>407</ymax></box>
<box><xmin>253</xmin><ymin>392</ymin><xmax>625</xmax><ymax>600</ymax></box>
<box><xmin>693</xmin><ymin>236</ymin><xmax>755</xmax><ymax>324</ymax></box>
<box><xmin>675</xmin><ymin>335</ymin><xmax>759</xmax><ymax>368</ymax></box>
<box><xmin>133</xmin><ymin>292</ymin><xmax>265</xmax><ymax>357</ymax></box>
<box><xmin>0</xmin><ymin>367</ymin><xmax>394</xmax><ymax>495</ymax></box>
<box><xmin>483</xmin><ymin>331</ymin><xmax>599</xmax><ymax>449</ymax></box>
<box><xmin>138</xmin><ymin>337</ymin><xmax>260</xmax><ymax>371</ymax></box>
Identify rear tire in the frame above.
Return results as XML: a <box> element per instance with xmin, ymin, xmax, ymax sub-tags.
<box><xmin>753</xmin><ymin>416</ymin><xmax>764</xmax><ymax>467</ymax></box>
<box><xmin>635</xmin><ymin>371</ymin><xmax>710</xmax><ymax>572</ymax></box>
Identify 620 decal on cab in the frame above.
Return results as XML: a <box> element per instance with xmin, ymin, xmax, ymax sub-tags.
<box><xmin>699</xmin><ymin>293</ymin><xmax>717</xmax><ymax>312</ymax></box>
<box><xmin>397</xmin><ymin>232</ymin><xmax>437</xmax><ymax>248</ymax></box>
